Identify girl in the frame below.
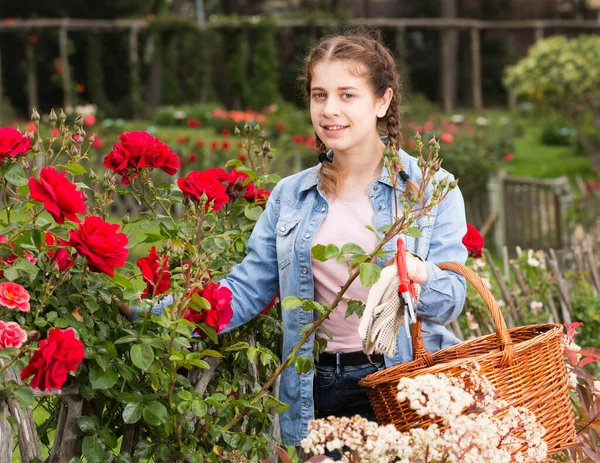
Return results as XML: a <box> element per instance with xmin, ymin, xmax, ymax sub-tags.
<box><xmin>219</xmin><ymin>29</ymin><xmax>468</xmax><ymax>449</ymax></box>
<box><xmin>125</xmin><ymin>29</ymin><xmax>467</xmax><ymax>454</ymax></box>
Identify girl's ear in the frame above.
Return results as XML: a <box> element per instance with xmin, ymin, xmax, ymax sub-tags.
<box><xmin>377</xmin><ymin>88</ymin><xmax>393</xmax><ymax>118</ymax></box>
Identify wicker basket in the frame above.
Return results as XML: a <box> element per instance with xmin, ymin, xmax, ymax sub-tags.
<box><xmin>359</xmin><ymin>262</ymin><xmax>577</xmax><ymax>456</ymax></box>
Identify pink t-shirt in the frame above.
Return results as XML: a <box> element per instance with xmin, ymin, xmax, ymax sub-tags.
<box><xmin>312</xmin><ymin>194</ymin><xmax>376</xmax><ymax>352</ymax></box>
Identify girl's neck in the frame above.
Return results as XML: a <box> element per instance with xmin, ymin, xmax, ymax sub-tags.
<box><xmin>332</xmin><ymin>137</ymin><xmax>385</xmax><ymax>198</ymax></box>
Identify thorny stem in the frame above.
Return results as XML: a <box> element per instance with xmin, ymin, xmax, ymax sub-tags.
<box><xmin>0</xmin><ymin>347</ymin><xmax>30</xmax><ymax>376</ymax></box>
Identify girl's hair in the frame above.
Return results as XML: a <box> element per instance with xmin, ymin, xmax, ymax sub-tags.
<box><xmin>300</xmin><ymin>28</ymin><xmax>419</xmax><ymax>198</ymax></box>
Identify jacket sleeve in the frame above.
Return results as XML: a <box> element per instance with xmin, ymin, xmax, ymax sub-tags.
<box><xmin>416</xmin><ymin>184</ymin><xmax>468</xmax><ymax>325</ymax></box>
<box><xmin>219</xmin><ymin>182</ymin><xmax>282</xmax><ymax>333</ymax></box>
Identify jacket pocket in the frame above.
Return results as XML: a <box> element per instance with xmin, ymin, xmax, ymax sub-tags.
<box><xmin>275</xmin><ymin>218</ymin><xmax>300</xmax><ymax>270</ymax></box>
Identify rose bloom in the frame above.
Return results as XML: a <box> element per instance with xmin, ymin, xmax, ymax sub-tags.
<box><xmin>0</xmin><ymin>320</ymin><xmax>28</xmax><ymax>348</ymax></box>
<box><xmin>183</xmin><ymin>282</ymin><xmax>233</xmax><ymax>336</ymax></box>
<box><xmin>176</xmin><ymin>136</ymin><xmax>189</xmax><ymax>144</ymax></box>
<box><xmin>69</xmin><ymin>216</ymin><xmax>128</xmax><ymax>277</ymax></box>
<box><xmin>83</xmin><ymin>114</ymin><xmax>96</xmax><ymax>126</ymax></box>
<box><xmin>20</xmin><ymin>327</ymin><xmax>85</xmax><ymax>391</ymax></box>
<box><xmin>187</xmin><ymin>118</ymin><xmax>201</xmax><ymax>128</ymax></box>
<box><xmin>44</xmin><ymin>232</ymin><xmax>75</xmax><ymax>272</ymax></box>
<box><xmin>504</xmin><ymin>153</ymin><xmax>514</xmax><ymax>162</ymax></box>
<box><xmin>462</xmin><ymin>224</ymin><xmax>484</xmax><ymax>258</ymax></box>
<box><xmin>209</xmin><ymin>140</ymin><xmax>218</xmax><ymax>150</ymax></box>
<box><xmin>0</xmin><ymin>282</ymin><xmax>30</xmax><ymax>312</ymax></box>
<box><xmin>92</xmin><ymin>137</ymin><xmax>104</xmax><ymax>149</ymax></box>
<box><xmin>221</xmin><ymin>129</ymin><xmax>231</xmax><ymax>137</ymax></box>
<box><xmin>177</xmin><ymin>170</ymin><xmax>229</xmax><ymax>211</ymax></box>
<box><xmin>221</xmin><ymin>140</ymin><xmax>231</xmax><ymax>150</ymax></box>
<box><xmin>292</xmin><ymin>135</ymin><xmax>304</xmax><ymax>144</ymax></box>
<box><xmin>29</xmin><ymin>167</ymin><xmax>87</xmax><ymax>224</ymax></box>
<box><xmin>195</xmin><ymin>139</ymin><xmax>205</xmax><ymax>148</ymax></box>
<box><xmin>188</xmin><ymin>152</ymin><xmax>198</xmax><ymax>162</ymax></box>
<box><xmin>440</xmin><ymin>132</ymin><xmax>454</xmax><ymax>144</ymax></box>
<box><xmin>137</xmin><ymin>246</ymin><xmax>170</xmax><ymax>299</ymax></box>
<box><xmin>406</xmin><ymin>140</ymin><xmax>416</xmax><ymax>149</ymax></box>
<box><xmin>0</xmin><ymin>126</ymin><xmax>32</xmax><ymax>161</ymax></box>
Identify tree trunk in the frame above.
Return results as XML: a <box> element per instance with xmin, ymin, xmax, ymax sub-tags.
<box><xmin>48</xmin><ymin>394</ymin><xmax>84</xmax><ymax>463</ymax></box>
<box><xmin>121</xmin><ymin>422</ymin><xmax>143</xmax><ymax>462</ymax></box>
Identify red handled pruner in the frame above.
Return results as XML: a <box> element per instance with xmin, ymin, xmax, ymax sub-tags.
<box><xmin>396</xmin><ymin>238</ymin><xmax>417</xmax><ymax>336</ymax></box>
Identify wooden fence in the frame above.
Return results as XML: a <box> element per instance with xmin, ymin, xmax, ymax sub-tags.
<box><xmin>1</xmin><ymin>17</ymin><xmax>600</xmax><ymax>118</ymax></box>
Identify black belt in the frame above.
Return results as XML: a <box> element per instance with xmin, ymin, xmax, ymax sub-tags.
<box><xmin>316</xmin><ymin>351</ymin><xmax>384</xmax><ymax>367</ymax></box>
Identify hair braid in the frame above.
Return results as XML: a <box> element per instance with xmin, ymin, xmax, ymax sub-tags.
<box><xmin>314</xmin><ymin>134</ymin><xmax>339</xmax><ymax>196</ymax></box>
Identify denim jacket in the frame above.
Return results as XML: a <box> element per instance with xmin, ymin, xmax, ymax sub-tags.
<box><xmin>218</xmin><ymin>148</ymin><xmax>468</xmax><ymax>445</ymax></box>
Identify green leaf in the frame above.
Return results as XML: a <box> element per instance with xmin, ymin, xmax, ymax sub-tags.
<box><xmin>282</xmin><ymin>296</ymin><xmax>303</xmax><ymax>311</ymax></box>
<box><xmin>12</xmin><ymin>386</ymin><xmax>34</xmax><ymax>409</ymax></box>
<box><xmin>341</xmin><ymin>243</ymin><xmax>365</xmax><ymax>255</ymax></box>
<box><xmin>2</xmin><ymin>163</ymin><xmax>28</xmax><ymax>186</ymax></box>
<box><xmin>359</xmin><ymin>263</ymin><xmax>381</xmax><ymax>288</ymax></box>
<box><xmin>191</xmin><ymin>400</ymin><xmax>208</xmax><ymax>418</ymax></box>
<box><xmin>142</xmin><ymin>401</ymin><xmax>168</xmax><ymax>426</ymax></box>
<box><xmin>311</xmin><ymin>244</ymin><xmax>327</xmax><ymax>262</ymax></box>
<box><xmin>81</xmin><ymin>436</ymin><xmax>107</xmax><ymax>463</ymax></box>
<box><xmin>294</xmin><ymin>356</ymin><xmax>313</xmax><ymax>375</ymax></box>
<box><xmin>123</xmin><ymin>402</ymin><xmax>142</xmax><ymax>424</ymax></box>
<box><xmin>13</xmin><ymin>257</ymin><xmax>39</xmax><ymax>277</ymax></box>
<box><xmin>405</xmin><ymin>227</ymin><xmax>423</xmax><ymax>238</ymax></box>
<box><xmin>324</xmin><ymin>244</ymin><xmax>340</xmax><ymax>259</ymax></box>
<box><xmin>130</xmin><ymin>344</ymin><xmax>154</xmax><ymax>372</ymax></box>
<box><xmin>345</xmin><ymin>300</ymin><xmax>366</xmax><ymax>318</ymax></box>
<box><xmin>89</xmin><ymin>365</ymin><xmax>118</xmax><ymax>390</ymax></box>
<box><xmin>77</xmin><ymin>416</ymin><xmax>100</xmax><ymax>433</ymax></box>
<box><xmin>3</xmin><ymin>267</ymin><xmax>18</xmax><ymax>281</ymax></box>
<box><xmin>134</xmin><ymin>440</ymin><xmax>154</xmax><ymax>459</ymax></box>
<box><xmin>99</xmin><ymin>427</ymin><xmax>117</xmax><ymax>449</ymax></box>
<box><xmin>60</xmin><ymin>163</ymin><xmax>87</xmax><ymax>175</ymax></box>
<box><xmin>378</xmin><ymin>224</ymin><xmax>393</xmax><ymax>233</ymax></box>
<box><xmin>116</xmin><ymin>453</ymin><xmax>134</xmax><ymax>463</ymax></box>
<box><xmin>111</xmin><ymin>272</ymin><xmax>132</xmax><ymax>288</ymax></box>
<box><xmin>196</xmin><ymin>323</ymin><xmax>217</xmax><ymax>343</ymax></box>
<box><xmin>177</xmin><ymin>401</ymin><xmax>191</xmax><ymax>414</ymax></box>
<box><xmin>244</xmin><ymin>205</ymin><xmax>263</xmax><ymax>221</ymax></box>
<box><xmin>275</xmin><ymin>402</ymin><xmax>290</xmax><ymax>414</ymax></box>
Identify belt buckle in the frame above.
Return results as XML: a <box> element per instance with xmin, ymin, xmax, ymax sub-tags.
<box><xmin>366</xmin><ymin>353</ymin><xmax>377</xmax><ymax>365</ymax></box>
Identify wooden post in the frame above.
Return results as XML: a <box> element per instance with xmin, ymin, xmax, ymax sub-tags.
<box><xmin>506</xmin><ymin>32</ymin><xmax>517</xmax><ymax>111</ymax></box>
<box><xmin>441</xmin><ymin>29</ymin><xmax>457</xmax><ymax>112</ymax></box>
<box><xmin>487</xmin><ymin>171</ymin><xmax>505</xmax><ymax>254</ymax></box>
<box><xmin>48</xmin><ymin>394</ymin><xmax>84</xmax><ymax>463</ymax></box>
<box><xmin>535</xmin><ymin>24</ymin><xmax>544</xmax><ymax>42</ymax></box>
<box><xmin>25</xmin><ymin>39</ymin><xmax>38</xmax><ymax>113</ymax></box>
<box><xmin>129</xmin><ymin>26</ymin><xmax>142</xmax><ymax>119</ymax></box>
<box><xmin>59</xmin><ymin>24</ymin><xmax>72</xmax><ymax>110</ymax></box>
<box><xmin>0</xmin><ymin>401</ymin><xmax>12</xmax><ymax>462</ymax></box>
<box><xmin>470</xmin><ymin>27</ymin><xmax>483</xmax><ymax>111</ymax></box>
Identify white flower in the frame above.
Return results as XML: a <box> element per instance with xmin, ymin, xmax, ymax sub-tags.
<box><xmin>173</xmin><ymin>110</ymin><xmax>187</xmax><ymax>120</ymax></box>
<box><xmin>529</xmin><ymin>300</ymin><xmax>543</xmax><ymax>313</ymax></box>
<box><xmin>593</xmin><ymin>381</ymin><xmax>600</xmax><ymax>395</ymax></box>
<box><xmin>475</xmin><ymin>116</ymin><xmax>489</xmax><ymax>126</ymax></box>
<box><xmin>527</xmin><ymin>250</ymin><xmax>540</xmax><ymax>267</ymax></box>
<box><xmin>472</xmin><ymin>258</ymin><xmax>486</xmax><ymax>270</ymax></box>
<box><xmin>450</xmin><ymin>114</ymin><xmax>465</xmax><ymax>123</ymax></box>
<box><xmin>568</xmin><ymin>371</ymin><xmax>579</xmax><ymax>388</ymax></box>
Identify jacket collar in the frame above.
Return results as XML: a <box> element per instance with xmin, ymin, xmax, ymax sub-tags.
<box><xmin>299</xmin><ymin>137</ymin><xmax>410</xmax><ymax>193</ymax></box>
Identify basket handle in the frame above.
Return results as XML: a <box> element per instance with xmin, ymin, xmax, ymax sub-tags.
<box><xmin>411</xmin><ymin>261</ymin><xmax>514</xmax><ymax>369</ymax></box>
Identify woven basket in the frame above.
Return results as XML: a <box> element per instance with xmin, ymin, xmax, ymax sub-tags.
<box><xmin>359</xmin><ymin>262</ymin><xmax>576</xmax><ymax>456</ymax></box>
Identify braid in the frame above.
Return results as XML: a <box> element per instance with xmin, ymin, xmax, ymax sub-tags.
<box><xmin>315</xmin><ymin>134</ymin><xmax>339</xmax><ymax>196</ymax></box>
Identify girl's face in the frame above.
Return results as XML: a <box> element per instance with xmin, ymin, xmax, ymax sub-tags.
<box><xmin>309</xmin><ymin>60</ymin><xmax>392</xmax><ymax>156</ymax></box>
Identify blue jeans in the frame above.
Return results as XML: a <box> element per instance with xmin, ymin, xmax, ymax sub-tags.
<box><xmin>312</xmin><ymin>360</ymin><xmax>385</xmax><ymax>458</ymax></box>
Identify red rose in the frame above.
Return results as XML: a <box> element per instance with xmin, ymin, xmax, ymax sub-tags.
<box><xmin>238</xmin><ymin>153</ymin><xmax>246</xmax><ymax>162</ymax></box>
<box><xmin>254</xmin><ymin>188</ymin><xmax>270</xmax><ymax>203</ymax></box>
<box><xmin>423</xmin><ymin>122</ymin><xmax>434</xmax><ymax>131</ymax></box>
<box><xmin>176</xmin><ymin>136</ymin><xmax>189</xmax><ymax>144</ymax></box>
<box><xmin>183</xmin><ymin>282</ymin><xmax>233</xmax><ymax>335</ymax></box>
<box><xmin>0</xmin><ymin>127</ymin><xmax>32</xmax><ymax>161</ymax></box>
<box><xmin>440</xmin><ymin>133</ymin><xmax>454</xmax><ymax>144</ymax></box>
<box><xmin>504</xmin><ymin>153</ymin><xmax>514</xmax><ymax>162</ymax></box>
<box><xmin>92</xmin><ymin>137</ymin><xmax>104</xmax><ymax>149</ymax></box>
<box><xmin>188</xmin><ymin>153</ymin><xmax>198</xmax><ymax>162</ymax></box>
<box><xmin>221</xmin><ymin>140</ymin><xmax>231</xmax><ymax>150</ymax></box>
<box><xmin>195</xmin><ymin>139</ymin><xmax>205</xmax><ymax>148</ymax></box>
<box><xmin>20</xmin><ymin>327</ymin><xmax>85</xmax><ymax>391</ymax></box>
<box><xmin>26</xmin><ymin>122</ymin><xmax>36</xmax><ymax>133</ymax></box>
<box><xmin>177</xmin><ymin>171</ymin><xmax>229</xmax><ymax>211</ymax></box>
<box><xmin>83</xmin><ymin>115</ymin><xmax>96</xmax><ymax>126</ymax></box>
<box><xmin>69</xmin><ymin>216</ymin><xmax>128</xmax><ymax>276</ymax></box>
<box><xmin>406</xmin><ymin>140</ymin><xmax>416</xmax><ymax>149</ymax></box>
<box><xmin>0</xmin><ymin>282</ymin><xmax>30</xmax><ymax>312</ymax></box>
<box><xmin>104</xmin><ymin>131</ymin><xmax>180</xmax><ymax>183</ymax></box>
<box><xmin>305</xmin><ymin>138</ymin><xmax>316</xmax><ymax>148</ymax></box>
<box><xmin>44</xmin><ymin>232</ymin><xmax>75</xmax><ymax>272</ymax></box>
<box><xmin>0</xmin><ymin>320</ymin><xmax>28</xmax><ymax>349</ymax></box>
<box><xmin>221</xmin><ymin>129</ymin><xmax>231</xmax><ymax>137</ymax></box>
<box><xmin>260</xmin><ymin>292</ymin><xmax>279</xmax><ymax>315</ymax></box>
<box><xmin>292</xmin><ymin>135</ymin><xmax>303</xmax><ymax>144</ymax></box>
<box><xmin>29</xmin><ymin>167</ymin><xmax>87</xmax><ymax>224</ymax></box>
<box><xmin>209</xmin><ymin>141</ymin><xmax>218</xmax><ymax>150</ymax></box>
<box><xmin>462</xmin><ymin>224</ymin><xmax>484</xmax><ymax>258</ymax></box>
<box><xmin>137</xmin><ymin>246</ymin><xmax>170</xmax><ymax>299</ymax></box>
<box><xmin>275</xmin><ymin>122</ymin><xmax>286</xmax><ymax>131</ymax></box>
<box><xmin>188</xmin><ymin>118</ymin><xmax>201</xmax><ymax>128</ymax></box>
<box><xmin>223</xmin><ymin>169</ymin><xmax>253</xmax><ymax>200</ymax></box>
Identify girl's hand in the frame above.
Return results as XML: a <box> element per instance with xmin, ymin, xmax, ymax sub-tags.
<box><xmin>114</xmin><ymin>296</ymin><xmax>132</xmax><ymax>316</ymax></box>
<box><xmin>384</xmin><ymin>252</ymin><xmax>428</xmax><ymax>285</ymax></box>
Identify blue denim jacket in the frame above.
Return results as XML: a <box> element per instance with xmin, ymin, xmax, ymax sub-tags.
<box><xmin>217</xmin><ymin>148</ymin><xmax>468</xmax><ymax>445</ymax></box>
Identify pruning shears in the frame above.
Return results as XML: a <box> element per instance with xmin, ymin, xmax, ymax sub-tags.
<box><xmin>396</xmin><ymin>238</ymin><xmax>418</xmax><ymax>337</ymax></box>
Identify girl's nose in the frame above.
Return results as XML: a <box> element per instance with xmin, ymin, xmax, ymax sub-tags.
<box><xmin>322</xmin><ymin>98</ymin><xmax>341</xmax><ymax>117</ymax></box>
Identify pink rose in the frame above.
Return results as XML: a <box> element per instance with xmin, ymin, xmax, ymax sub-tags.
<box><xmin>0</xmin><ymin>282</ymin><xmax>31</xmax><ymax>312</ymax></box>
<box><xmin>0</xmin><ymin>320</ymin><xmax>28</xmax><ymax>348</ymax></box>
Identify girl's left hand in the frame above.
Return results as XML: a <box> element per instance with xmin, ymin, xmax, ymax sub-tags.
<box><xmin>385</xmin><ymin>252</ymin><xmax>428</xmax><ymax>285</ymax></box>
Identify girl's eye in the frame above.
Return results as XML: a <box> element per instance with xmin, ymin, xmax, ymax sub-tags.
<box><xmin>312</xmin><ymin>93</ymin><xmax>325</xmax><ymax>99</ymax></box>
<box><xmin>342</xmin><ymin>93</ymin><xmax>354</xmax><ymax>99</ymax></box>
